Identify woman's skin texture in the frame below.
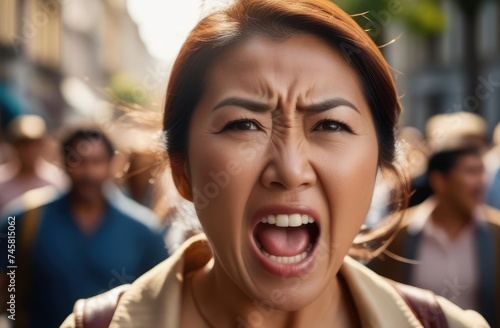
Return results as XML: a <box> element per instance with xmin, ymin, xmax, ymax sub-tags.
<box><xmin>176</xmin><ymin>33</ymin><xmax>380</xmax><ymax>327</ymax></box>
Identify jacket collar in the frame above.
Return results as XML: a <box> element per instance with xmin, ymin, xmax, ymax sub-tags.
<box><xmin>110</xmin><ymin>234</ymin><xmax>421</xmax><ymax>327</ymax></box>
<box><xmin>407</xmin><ymin>197</ymin><xmax>486</xmax><ymax>236</ymax></box>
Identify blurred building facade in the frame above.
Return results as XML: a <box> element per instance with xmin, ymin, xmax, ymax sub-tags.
<box><xmin>0</xmin><ymin>0</ymin><xmax>158</xmax><ymax>129</ymax></box>
<box><xmin>2</xmin><ymin>0</ymin><xmax>499</xmax><ymax>137</ymax></box>
<box><xmin>385</xmin><ymin>0</ymin><xmax>500</xmax><ymax>137</ymax></box>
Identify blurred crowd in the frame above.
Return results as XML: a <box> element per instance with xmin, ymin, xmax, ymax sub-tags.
<box><xmin>0</xmin><ymin>111</ymin><xmax>199</xmax><ymax>327</ymax></box>
<box><xmin>369</xmin><ymin>111</ymin><xmax>500</xmax><ymax>326</ymax></box>
<box><xmin>0</xmin><ymin>109</ymin><xmax>499</xmax><ymax>327</ymax></box>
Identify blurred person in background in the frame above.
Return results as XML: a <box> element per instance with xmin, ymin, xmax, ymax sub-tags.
<box><xmin>108</xmin><ymin>120</ymin><xmax>201</xmax><ymax>254</ymax></box>
<box><xmin>153</xmin><ymin>164</ymin><xmax>200</xmax><ymax>255</ymax></box>
<box><xmin>409</xmin><ymin>112</ymin><xmax>489</xmax><ymax>207</ymax></box>
<box><xmin>110</xmin><ymin>126</ymin><xmax>162</xmax><ymax>209</ymax></box>
<box><xmin>363</xmin><ymin>127</ymin><xmax>429</xmax><ymax>230</ymax></box>
<box><xmin>0</xmin><ymin>128</ymin><xmax>168</xmax><ymax>328</ymax></box>
<box><xmin>486</xmin><ymin>122</ymin><xmax>500</xmax><ymax>209</ymax></box>
<box><xmin>0</xmin><ymin>115</ymin><xmax>67</xmax><ymax>213</ymax></box>
<box><xmin>399</xmin><ymin>126</ymin><xmax>429</xmax><ymax>180</ymax></box>
<box><xmin>368</xmin><ymin>143</ymin><xmax>500</xmax><ymax>326</ymax></box>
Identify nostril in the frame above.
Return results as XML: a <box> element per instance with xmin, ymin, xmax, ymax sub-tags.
<box><xmin>266</xmin><ymin>180</ymin><xmax>313</xmax><ymax>191</ymax></box>
<box><xmin>261</xmin><ymin>164</ymin><xmax>316</xmax><ymax>190</ymax></box>
<box><xmin>269</xmin><ymin>181</ymin><xmax>288</xmax><ymax>189</ymax></box>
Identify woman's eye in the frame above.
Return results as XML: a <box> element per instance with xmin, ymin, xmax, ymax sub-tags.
<box><xmin>223</xmin><ymin>119</ymin><xmax>260</xmax><ymax>131</ymax></box>
<box><xmin>313</xmin><ymin>120</ymin><xmax>353</xmax><ymax>133</ymax></box>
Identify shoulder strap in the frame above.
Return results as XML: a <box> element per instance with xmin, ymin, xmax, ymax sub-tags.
<box><xmin>74</xmin><ymin>284</ymin><xmax>130</xmax><ymax>328</ymax></box>
<box><xmin>390</xmin><ymin>281</ymin><xmax>448</xmax><ymax>328</ymax></box>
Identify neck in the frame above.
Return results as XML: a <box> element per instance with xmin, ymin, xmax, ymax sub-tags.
<box><xmin>192</xmin><ymin>258</ymin><xmax>358</xmax><ymax>328</ymax></box>
<box><xmin>69</xmin><ymin>189</ymin><xmax>106</xmax><ymax>207</ymax></box>
<box><xmin>431</xmin><ymin>199</ymin><xmax>474</xmax><ymax>240</ymax></box>
<box><xmin>68</xmin><ymin>190</ymin><xmax>107</xmax><ymax>235</ymax></box>
<box><xmin>17</xmin><ymin>161</ymin><xmax>38</xmax><ymax>175</ymax></box>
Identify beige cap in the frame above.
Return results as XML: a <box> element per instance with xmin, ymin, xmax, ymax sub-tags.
<box><xmin>425</xmin><ymin>112</ymin><xmax>487</xmax><ymax>148</ymax></box>
<box><xmin>6</xmin><ymin>115</ymin><xmax>47</xmax><ymax>141</ymax></box>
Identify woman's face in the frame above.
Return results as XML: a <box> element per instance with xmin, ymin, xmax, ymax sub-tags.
<box><xmin>183</xmin><ymin>33</ymin><xmax>379</xmax><ymax>310</ymax></box>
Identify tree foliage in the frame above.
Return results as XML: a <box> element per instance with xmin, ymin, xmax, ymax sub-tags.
<box><xmin>109</xmin><ymin>73</ymin><xmax>149</xmax><ymax>106</ymax></box>
<box><xmin>333</xmin><ymin>0</ymin><xmax>446</xmax><ymax>36</ymax></box>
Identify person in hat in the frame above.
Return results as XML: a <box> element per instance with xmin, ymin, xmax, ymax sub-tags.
<box><xmin>0</xmin><ymin>115</ymin><xmax>67</xmax><ymax>212</ymax></box>
<box><xmin>409</xmin><ymin>112</ymin><xmax>489</xmax><ymax>207</ymax></box>
<box><xmin>369</xmin><ymin>143</ymin><xmax>500</xmax><ymax>326</ymax></box>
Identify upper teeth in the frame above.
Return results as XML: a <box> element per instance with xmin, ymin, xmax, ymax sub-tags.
<box><xmin>260</xmin><ymin>214</ymin><xmax>315</xmax><ymax>227</ymax></box>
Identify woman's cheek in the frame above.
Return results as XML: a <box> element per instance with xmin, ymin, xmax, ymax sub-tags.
<box><xmin>319</xmin><ymin>138</ymin><xmax>378</xmax><ymax>249</ymax></box>
<box><xmin>188</xmin><ymin>134</ymin><xmax>265</xmax><ymax>222</ymax></box>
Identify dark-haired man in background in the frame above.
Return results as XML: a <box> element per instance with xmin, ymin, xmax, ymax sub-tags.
<box><xmin>0</xmin><ymin>128</ymin><xmax>168</xmax><ymax>328</ymax></box>
<box><xmin>368</xmin><ymin>144</ymin><xmax>500</xmax><ymax>327</ymax></box>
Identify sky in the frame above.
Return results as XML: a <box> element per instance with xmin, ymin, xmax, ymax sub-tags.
<box><xmin>126</xmin><ymin>0</ymin><xmax>234</xmax><ymax>62</ymax></box>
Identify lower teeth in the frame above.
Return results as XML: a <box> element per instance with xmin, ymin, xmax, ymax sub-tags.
<box><xmin>259</xmin><ymin>244</ymin><xmax>313</xmax><ymax>264</ymax></box>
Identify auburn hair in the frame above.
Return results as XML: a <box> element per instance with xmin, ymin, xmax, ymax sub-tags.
<box><xmin>163</xmin><ymin>0</ymin><xmax>408</xmax><ymax>259</ymax></box>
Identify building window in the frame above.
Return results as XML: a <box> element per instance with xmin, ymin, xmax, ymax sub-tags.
<box><xmin>102</xmin><ymin>3</ymin><xmax>120</xmax><ymax>74</ymax></box>
<box><xmin>478</xmin><ymin>1</ymin><xmax>499</xmax><ymax>59</ymax></box>
<box><xmin>440</xmin><ymin>0</ymin><xmax>465</xmax><ymax>67</ymax></box>
<box><xmin>25</xmin><ymin>0</ymin><xmax>61</xmax><ymax>68</ymax></box>
<box><xmin>0</xmin><ymin>0</ymin><xmax>17</xmax><ymax>48</ymax></box>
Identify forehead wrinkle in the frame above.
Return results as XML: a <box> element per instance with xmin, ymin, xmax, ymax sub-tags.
<box><xmin>225</xmin><ymin>43</ymin><xmax>327</xmax><ymax>116</ymax></box>
<box><xmin>276</xmin><ymin>71</ymin><xmax>332</xmax><ymax>116</ymax></box>
<box><xmin>229</xmin><ymin>70</ymin><xmax>280</xmax><ymax>111</ymax></box>
<box><xmin>265</xmin><ymin>88</ymin><xmax>310</xmax><ymax>135</ymax></box>
<box><xmin>263</xmin><ymin>75</ymin><xmax>302</xmax><ymax>116</ymax></box>
<box><xmin>250</xmin><ymin>74</ymin><xmax>275</xmax><ymax>103</ymax></box>
<box><xmin>254</xmin><ymin>51</ymin><xmax>306</xmax><ymax>115</ymax></box>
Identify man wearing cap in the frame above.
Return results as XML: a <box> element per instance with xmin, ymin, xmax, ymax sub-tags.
<box><xmin>409</xmin><ymin>112</ymin><xmax>489</xmax><ymax>207</ymax></box>
<box><xmin>0</xmin><ymin>115</ymin><xmax>67</xmax><ymax>212</ymax></box>
<box><xmin>369</xmin><ymin>144</ymin><xmax>500</xmax><ymax>327</ymax></box>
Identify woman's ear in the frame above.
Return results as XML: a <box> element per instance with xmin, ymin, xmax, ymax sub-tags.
<box><xmin>171</xmin><ymin>158</ymin><xmax>193</xmax><ymax>201</ymax></box>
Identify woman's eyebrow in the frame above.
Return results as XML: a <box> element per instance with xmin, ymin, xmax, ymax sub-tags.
<box><xmin>299</xmin><ymin>98</ymin><xmax>360</xmax><ymax>115</ymax></box>
<box><xmin>211</xmin><ymin>97</ymin><xmax>271</xmax><ymax>112</ymax></box>
<box><xmin>211</xmin><ymin>96</ymin><xmax>360</xmax><ymax>115</ymax></box>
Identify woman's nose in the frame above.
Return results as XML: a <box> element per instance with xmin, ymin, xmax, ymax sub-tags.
<box><xmin>260</xmin><ymin>141</ymin><xmax>317</xmax><ymax>191</ymax></box>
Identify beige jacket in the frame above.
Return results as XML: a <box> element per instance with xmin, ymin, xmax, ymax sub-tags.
<box><xmin>61</xmin><ymin>234</ymin><xmax>488</xmax><ymax>328</ymax></box>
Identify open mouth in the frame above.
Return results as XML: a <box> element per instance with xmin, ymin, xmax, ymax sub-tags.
<box><xmin>253</xmin><ymin>214</ymin><xmax>320</xmax><ymax>265</ymax></box>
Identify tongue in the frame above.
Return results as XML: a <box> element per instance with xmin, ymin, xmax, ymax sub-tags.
<box><xmin>254</xmin><ymin>223</ymin><xmax>310</xmax><ymax>257</ymax></box>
